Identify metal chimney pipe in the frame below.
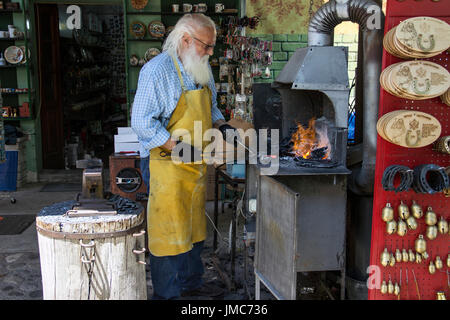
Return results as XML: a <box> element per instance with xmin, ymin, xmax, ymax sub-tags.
<box><xmin>308</xmin><ymin>0</ymin><xmax>384</xmax><ymax>194</ymax></box>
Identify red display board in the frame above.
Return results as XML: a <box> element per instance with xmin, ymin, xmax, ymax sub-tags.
<box><xmin>369</xmin><ymin>0</ymin><xmax>450</xmax><ymax>300</ymax></box>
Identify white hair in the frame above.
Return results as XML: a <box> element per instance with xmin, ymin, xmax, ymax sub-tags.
<box><xmin>162</xmin><ymin>13</ymin><xmax>216</xmax><ymax>57</ymax></box>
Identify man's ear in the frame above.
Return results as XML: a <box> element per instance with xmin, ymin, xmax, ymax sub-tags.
<box><xmin>182</xmin><ymin>33</ymin><xmax>191</xmax><ymax>47</ymax></box>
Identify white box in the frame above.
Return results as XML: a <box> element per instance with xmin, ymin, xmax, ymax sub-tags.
<box><xmin>114</xmin><ymin>133</ymin><xmax>138</xmax><ymax>143</ymax></box>
<box><xmin>117</xmin><ymin>127</ymin><xmax>135</xmax><ymax>135</ymax></box>
<box><xmin>114</xmin><ymin>142</ymin><xmax>140</xmax><ymax>153</ymax></box>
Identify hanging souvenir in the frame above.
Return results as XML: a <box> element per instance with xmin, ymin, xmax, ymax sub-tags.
<box><xmin>148</xmin><ymin>21</ymin><xmax>165</xmax><ymax>38</ymax></box>
<box><xmin>130</xmin><ymin>21</ymin><xmax>146</xmax><ymax>39</ymax></box>
<box><xmin>131</xmin><ymin>0</ymin><xmax>148</xmax><ymax>10</ymax></box>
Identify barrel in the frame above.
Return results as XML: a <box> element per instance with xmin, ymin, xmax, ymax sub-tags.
<box><xmin>36</xmin><ymin>196</ymin><xmax>147</xmax><ymax>300</ymax></box>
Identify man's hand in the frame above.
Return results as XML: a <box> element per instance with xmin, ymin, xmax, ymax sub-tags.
<box><xmin>161</xmin><ymin>138</ymin><xmax>178</xmax><ymax>151</ymax></box>
<box><xmin>172</xmin><ymin>141</ymin><xmax>203</xmax><ymax>163</ymax></box>
<box><xmin>218</xmin><ymin>124</ymin><xmax>240</xmax><ymax>147</ymax></box>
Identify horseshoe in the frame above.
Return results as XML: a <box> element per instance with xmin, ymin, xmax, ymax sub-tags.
<box><xmin>405</xmin><ymin>129</ymin><xmax>421</xmax><ymax>147</ymax></box>
<box><xmin>412</xmin><ymin>78</ymin><xmax>431</xmax><ymax>95</ymax></box>
<box><xmin>416</xmin><ymin>34</ymin><xmax>435</xmax><ymax>52</ymax></box>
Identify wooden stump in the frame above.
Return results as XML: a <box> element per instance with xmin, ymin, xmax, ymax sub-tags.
<box><xmin>36</xmin><ymin>200</ymin><xmax>147</xmax><ymax>300</ymax></box>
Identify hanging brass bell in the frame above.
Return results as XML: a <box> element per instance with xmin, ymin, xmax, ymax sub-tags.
<box><xmin>421</xmin><ymin>251</ymin><xmax>429</xmax><ymax>260</ymax></box>
<box><xmin>388</xmin><ymin>280</ymin><xmax>394</xmax><ymax>294</ymax></box>
<box><xmin>394</xmin><ymin>283</ymin><xmax>400</xmax><ymax>296</ymax></box>
<box><xmin>386</xmin><ymin>220</ymin><xmax>397</xmax><ymax>235</ymax></box>
<box><xmin>406</xmin><ymin>215</ymin><xmax>418</xmax><ymax>230</ymax></box>
<box><xmin>381</xmin><ymin>248</ymin><xmax>390</xmax><ymax>267</ymax></box>
<box><xmin>425</xmin><ymin>207</ymin><xmax>437</xmax><ymax>225</ymax></box>
<box><xmin>436</xmin><ymin>291</ymin><xmax>446</xmax><ymax>300</ymax></box>
<box><xmin>397</xmin><ymin>219</ymin><xmax>408</xmax><ymax>236</ymax></box>
<box><xmin>402</xmin><ymin>249</ymin><xmax>409</xmax><ymax>262</ymax></box>
<box><xmin>414</xmin><ymin>235</ymin><xmax>426</xmax><ymax>254</ymax></box>
<box><xmin>435</xmin><ymin>256</ymin><xmax>443</xmax><ymax>270</ymax></box>
<box><xmin>411</xmin><ymin>200</ymin><xmax>423</xmax><ymax>219</ymax></box>
<box><xmin>409</xmin><ymin>249</ymin><xmax>416</xmax><ymax>262</ymax></box>
<box><xmin>437</xmin><ymin>216</ymin><xmax>448</xmax><ymax>234</ymax></box>
<box><xmin>398</xmin><ymin>201</ymin><xmax>410</xmax><ymax>220</ymax></box>
<box><xmin>415</xmin><ymin>253</ymin><xmax>422</xmax><ymax>264</ymax></box>
<box><xmin>382</xmin><ymin>203</ymin><xmax>394</xmax><ymax>222</ymax></box>
<box><xmin>426</xmin><ymin>225</ymin><xmax>438</xmax><ymax>240</ymax></box>
<box><xmin>389</xmin><ymin>253</ymin><xmax>396</xmax><ymax>267</ymax></box>
<box><xmin>395</xmin><ymin>249</ymin><xmax>402</xmax><ymax>263</ymax></box>
<box><xmin>381</xmin><ymin>280</ymin><xmax>388</xmax><ymax>294</ymax></box>
<box><xmin>428</xmin><ymin>261</ymin><xmax>436</xmax><ymax>274</ymax></box>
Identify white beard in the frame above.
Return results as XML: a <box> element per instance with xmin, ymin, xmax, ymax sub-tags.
<box><xmin>181</xmin><ymin>45</ymin><xmax>211</xmax><ymax>86</ymax></box>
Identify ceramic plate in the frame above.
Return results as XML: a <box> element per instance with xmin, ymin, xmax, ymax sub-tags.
<box><xmin>130</xmin><ymin>21</ymin><xmax>146</xmax><ymax>39</ymax></box>
<box><xmin>144</xmin><ymin>47</ymin><xmax>160</xmax><ymax>62</ymax></box>
<box><xmin>148</xmin><ymin>21</ymin><xmax>165</xmax><ymax>38</ymax></box>
<box><xmin>131</xmin><ymin>0</ymin><xmax>148</xmax><ymax>10</ymax></box>
<box><xmin>4</xmin><ymin>46</ymin><xmax>23</xmax><ymax>64</ymax></box>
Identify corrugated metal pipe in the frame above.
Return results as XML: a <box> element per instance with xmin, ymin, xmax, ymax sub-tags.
<box><xmin>308</xmin><ymin>0</ymin><xmax>384</xmax><ymax>194</ymax></box>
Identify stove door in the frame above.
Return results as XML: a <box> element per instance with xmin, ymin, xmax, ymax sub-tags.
<box><xmin>255</xmin><ymin>175</ymin><xmax>299</xmax><ymax>300</ymax></box>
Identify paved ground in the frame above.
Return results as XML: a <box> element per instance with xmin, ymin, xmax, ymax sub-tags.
<box><xmin>0</xmin><ymin>171</ymin><xmax>274</xmax><ymax>300</ymax></box>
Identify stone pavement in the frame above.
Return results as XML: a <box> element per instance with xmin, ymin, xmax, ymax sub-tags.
<box><xmin>0</xmin><ymin>177</ymin><xmax>274</xmax><ymax>300</ymax></box>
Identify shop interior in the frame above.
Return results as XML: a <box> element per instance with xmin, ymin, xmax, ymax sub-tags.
<box><xmin>38</xmin><ymin>4</ymin><xmax>126</xmax><ymax>169</ymax></box>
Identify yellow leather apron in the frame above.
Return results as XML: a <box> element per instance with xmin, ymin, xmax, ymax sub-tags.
<box><xmin>147</xmin><ymin>55</ymin><xmax>212</xmax><ymax>257</ymax></box>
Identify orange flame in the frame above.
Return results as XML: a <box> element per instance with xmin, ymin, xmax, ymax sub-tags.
<box><xmin>290</xmin><ymin>118</ymin><xmax>330</xmax><ymax>160</ymax></box>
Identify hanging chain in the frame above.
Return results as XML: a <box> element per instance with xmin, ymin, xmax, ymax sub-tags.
<box><xmin>308</xmin><ymin>0</ymin><xmax>315</xmax><ymax>22</ymax></box>
<box><xmin>80</xmin><ymin>239</ymin><xmax>96</xmax><ymax>300</ymax></box>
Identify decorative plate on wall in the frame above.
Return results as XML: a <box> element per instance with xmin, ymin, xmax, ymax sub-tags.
<box><xmin>130</xmin><ymin>21</ymin><xmax>146</xmax><ymax>39</ymax></box>
<box><xmin>4</xmin><ymin>46</ymin><xmax>23</xmax><ymax>64</ymax></box>
<box><xmin>148</xmin><ymin>21</ymin><xmax>165</xmax><ymax>38</ymax></box>
<box><xmin>144</xmin><ymin>47</ymin><xmax>160</xmax><ymax>62</ymax></box>
<box><xmin>131</xmin><ymin>0</ymin><xmax>148</xmax><ymax>10</ymax></box>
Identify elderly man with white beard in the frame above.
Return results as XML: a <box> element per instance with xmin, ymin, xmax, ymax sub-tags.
<box><xmin>131</xmin><ymin>13</ymin><xmax>237</xmax><ymax>300</ymax></box>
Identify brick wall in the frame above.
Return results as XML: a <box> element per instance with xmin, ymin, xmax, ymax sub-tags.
<box><xmin>251</xmin><ymin>34</ymin><xmax>308</xmax><ymax>83</ymax></box>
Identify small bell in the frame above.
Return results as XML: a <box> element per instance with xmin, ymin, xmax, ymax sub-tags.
<box><xmin>380</xmin><ymin>248</ymin><xmax>390</xmax><ymax>267</ymax></box>
<box><xmin>397</xmin><ymin>219</ymin><xmax>408</xmax><ymax>237</ymax></box>
<box><xmin>415</xmin><ymin>253</ymin><xmax>422</xmax><ymax>264</ymax></box>
<box><xmin>381</xmin><ymin>281</ymin><xmax>388</xmax><ymax>294</ymax></box>
<box><xmin>421</xmin><ymin>251</ymin><xmax>429</xmax><ymax>260</ymax></box>
<box><xmin>388</xmin><ymin>280</ymin><xmax>394</xmax><ymax>294</ymax></box>
<box><xmin>398</xmin><ymin>201</ymin><xmax>410</xmax><ymax>220</ymax></box>
<box><xmin>395</xmin><ymin>249</ymin><xmax>402</xmax><ymax>263</ymax></box>
<box><xmin>414</xmin><ymin>235</ymin><xmax>426</xmax><ymax>254</ymax></box>
<box><xmin>409</xmin><ymin>249</ymin><xmax>416</xmax><ymax>262</ymax></box>
<box><xmin>425</xmin><ymin>207</ymin><xmax>437</xmax><ymax>226</ymax></box>
<box><xmin>381</xmin><ymin>203</ymin><xmax>394</xmax><ymax>222</ymax></box>
<box><xmin>437</xmin><ymin>216</ymin><xmax>448</xmax><ymax>234</ymax></box>
<box><xmin>426</xmin><ymin>225</ymin><xmax>438</xmax><ymax>240</ymax></box>
<box><xmin>436</xmin><ymin>291</ymin><xmax>446</xmax><ymax>300</ymax></box>
<box><xmin>428</xmin><ymin>261</ymin><xmax>436</xmax><ymax>274</ymax></box>
<box><xmin>389</xmin><ymin>253</ymin><xmax>396</xmax><ymax>267</ymax></box>
<box><xmin>406</xmin><ymin>215</ymin><xmax>418</xmax><ymax>230</ymax></box>
<box><xmin>402</xmin><ymin>249</ymin><xmax>409</xmax><ymax>262</ymax></box>
<box><xmin>386</xmin><ymin>220</ymin><xmax>397</xmax><ymax>235</ymax></box>
<box><xmin>435</xmin><ymin>256</ymin><xmax>443</xmax><ymax>270</ymax></box>
<box><xmin>447</xmin><ymin>254</ymin><xmax>450</xmax><ymax>268</ymax></box>
<box><xmin>411</xmin><ymin>200</ymin><xmax>423</xmax><ymax>219</ymax></box>
<box><xmin>394</xmin><ymin>283</ymin><xmax>400</xmax><ymax>296</ymax></box>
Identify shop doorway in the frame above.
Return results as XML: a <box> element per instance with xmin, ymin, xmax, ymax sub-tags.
<box><xmin>35</xmin><ymin>3</ymin><xmax>126</xmax><ymax>169</ymax></box>
<box><xmin>36</xmin><ymin>4</ymin><xmax>64</xmax><ymax>169</ymax></box>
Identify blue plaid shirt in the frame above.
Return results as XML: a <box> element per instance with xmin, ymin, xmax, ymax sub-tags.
<box><xmin>131</xmin><ymin>51</ymin><xmax>225</xmax><ymax>157</ymax></box>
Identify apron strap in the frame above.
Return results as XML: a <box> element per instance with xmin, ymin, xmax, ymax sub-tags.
<box><xmin>171</xmin><ymin>54</ymin><xmax>187</xmax><ymax>92</ymax></box>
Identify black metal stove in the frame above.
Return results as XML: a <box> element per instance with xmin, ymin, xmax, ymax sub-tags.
<box><xmin>248</xmin><ymin>46</ymin><xmax>351</xmax><ymax>300</ymax></box>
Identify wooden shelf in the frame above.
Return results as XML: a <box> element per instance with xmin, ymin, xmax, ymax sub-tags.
<box><xmin>0</xmin><ymin>9</ymin><xmax>23</xmax><ymax>14</ymax></box>
<box><xmin>0</xmin><ymin>37</ymin><xmax>24</xmax><ymax>41</ymax></box>
<box><xmin>161</xmin><ymin>11</ymin><xmax>238</xmax><ymax>16</ymax></box>
<box><xmin>127</xmin><ymin>11</ymin><xmax>161</xmax><ymax>15</ymax></box>
<box><xmin>2</xmin><ymin>117</ymin><xmax>32</xmax><ymax>121</ymax></box>
<box><xmin>0</xmin><ymin>64</ymin><xmax>26</xmax><ymax>68</ymax></box>
<box><xmin>127</xmin><ymin>38</ymin><xmax>163</xmax><ymax>41</ymax></box>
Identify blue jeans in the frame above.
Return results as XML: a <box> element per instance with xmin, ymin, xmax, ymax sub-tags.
<box><xmin>149</xmin><ymin>241</ymin><xmax>205</xmax><ymax>300</ymax></box>
<box><xmin>140</xmin><ymin>156</ymin><xmax>149</xmax><ymax>194</ymax></box>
